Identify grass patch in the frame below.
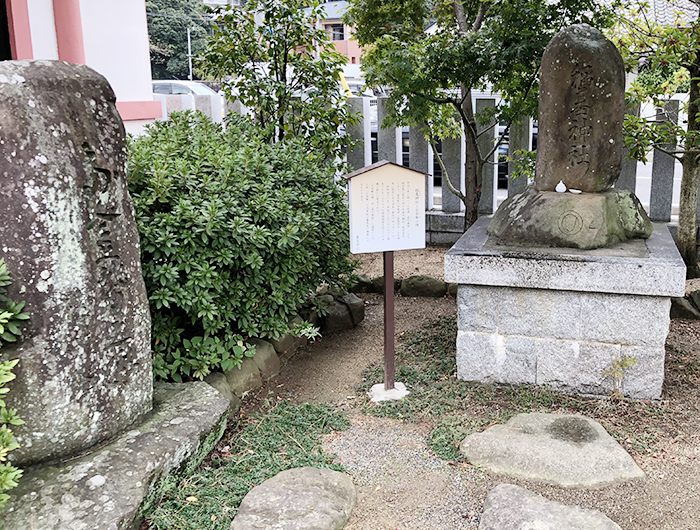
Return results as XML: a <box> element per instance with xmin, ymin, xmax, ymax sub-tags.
<box><xmin>145</xmin><ymin>401</ymin><xmax>349</xmax><ymax>530</ymax></box>
<box><xmin>358</xmin><ymin>316</ymin><xmax>691</xmax><ymax>461</ymax></box>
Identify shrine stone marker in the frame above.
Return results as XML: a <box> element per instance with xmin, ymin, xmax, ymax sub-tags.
<box><xmin>535</xmin><ymin>24</ymin><xmax>625</xmax><ymax>192</ymax></box>
<box><xmin>0</xmin><ymin>60</ymin><xmax>151</xmax><ymax>466</ymax></box>
<box><xmin>445</xmin><ymin>25</ymin><xmax>686</xmax><ymax>400</ymax></box>
<box><xmin>488</xmin><ymin>24</ymin><xmax>652</xmax><ymax>249</ymax></box>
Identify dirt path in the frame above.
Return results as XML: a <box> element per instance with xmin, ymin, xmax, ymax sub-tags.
<box><xmin>255</xmin><ymin>248</ymin><xmax>700</xmax><ymax>530</ymax></box>
<box><xmin>274</xmin><ymin>293</ymin><xmax>456</xmax><ymax>406</ymax></box>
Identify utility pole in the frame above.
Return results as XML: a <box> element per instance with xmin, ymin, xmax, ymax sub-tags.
<box><xmin>187</xmin><ymin>28</ymin><xmax>193</xmax><ymax>81</ymax></box>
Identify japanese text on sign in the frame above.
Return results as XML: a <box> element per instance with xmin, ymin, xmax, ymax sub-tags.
<box><xmin>348</xmin><ymin>165</ymin><xmax>425</xmax><ymax>254</ymax></box>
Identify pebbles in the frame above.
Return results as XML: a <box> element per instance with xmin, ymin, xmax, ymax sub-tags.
<box><xmin>324</xmin><ymin>416</ymin><xmax>483</xmax><ymax>529</ymax></box>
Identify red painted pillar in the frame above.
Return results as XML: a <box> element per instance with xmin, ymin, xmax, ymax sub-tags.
<box><xmin>53</xmin><ymin>0</ymin><xmax>85</xmax><ymax>64</ymax></box>
<box><xmin>6</xmin><ymin>0</ymin><xmax>33</xmax><ymax>59</ymax></box>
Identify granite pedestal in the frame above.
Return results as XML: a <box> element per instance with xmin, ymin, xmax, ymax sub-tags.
<box><xmin>444</xmin><ymin>217</ymin><xmax>686</xmax><ymax>399</ymax></box>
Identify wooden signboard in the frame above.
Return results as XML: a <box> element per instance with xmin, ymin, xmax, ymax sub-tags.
<box><xmin>345</xmin><ymin>160</ymin><xmax>427</xmax><ymax>398</ymax></box>
<box><xmin>347</xmin><ymin>160</ymin><xmax>426</xmax><ymax>254</ymax></box>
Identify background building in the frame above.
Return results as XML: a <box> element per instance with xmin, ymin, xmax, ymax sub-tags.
<box><xmin>3</xmin><ymin>0</ymin><xmax>160</xmax><ymax>134</ymax></box>
<box><xmin>314</xmin><ymin>1</ymin><xmax>362</xmax><ymax>65</ymax></box>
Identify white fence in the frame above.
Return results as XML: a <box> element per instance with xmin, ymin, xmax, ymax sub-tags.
<box><xmin>154</xmin><ymin>93</ymin><xmax>690</xmax><ymax>230</ymax></box>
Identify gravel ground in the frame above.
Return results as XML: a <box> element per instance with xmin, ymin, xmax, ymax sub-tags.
<box><xmin>350</xmin><ymin>247</ymin><xmax>448</xmax><ymax>281</ymax></box>
<box><xmin>324</xmin><ymin>416</ymin><xmax>481</xmax><ymax>529</ymax></box>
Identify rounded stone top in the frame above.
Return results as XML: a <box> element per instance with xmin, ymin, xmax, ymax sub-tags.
<box><xmin>534</xmin><ymin>24</ymin><xmax>626</xmax><ymax>193</ymax></box>
<box><xmin>552</xmin><ymin>23</ymin><xmax>613</xmax><ymax>49</ymax></box>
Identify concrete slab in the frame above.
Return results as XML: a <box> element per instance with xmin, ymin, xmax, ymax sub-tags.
<box><xmin>479</xmin><ymin>484</ymin><xmax>622</xmax><ymax>529</ymax></box>
<box><xmin>369</xmin><ymin>382</ymin><xmax>410</xmax><ymax>402</ymax></box>
<box><xmin>3</xmin><ymin>382</ymin><xmax>229</xmax><ymax>530</ymax></box>
<box><xmin>460</xmin><ymin>413</ymin><xmax>645</xmax><ymax>488</ymax></box>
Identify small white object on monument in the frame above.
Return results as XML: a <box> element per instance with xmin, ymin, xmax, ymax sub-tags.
<box><xmin>346</xmin><ymin>160</ymin><xmax>426</xmax><ymax>402</ymax></box>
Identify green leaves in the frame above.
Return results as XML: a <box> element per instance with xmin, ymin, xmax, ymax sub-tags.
<box><xmin>350</xmin><ymin>0</ymin><xmax>615</xmax><ymax>130</ymax></box>
<box><xmin>612</xmin><ymin>1</ymin><xmax>700</xmax><ymax>161</ymax></box>
<box><xmin>200</xmin><ymin>0</ymin><xmax>357</xmax><ymax>172</ymax></box>
<box><xmin>128</xmin><ymin>112</ymin><xmax>354</xmax><ymax>382</ymax></box>
<box><xmin>0</xmin><ymin>260</ymin><xmax>29</xmax><ymax>347</ymax></box>
<box><xmin>0</xmin><ymin>260</ymin><xmax>25</xmax><ymax>512</ymax></box>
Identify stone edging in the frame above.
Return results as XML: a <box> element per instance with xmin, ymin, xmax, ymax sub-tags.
<box><xmin>204</xmin><ymin>291</ymin><xmax>366</xmax><ymax>417</ymax></box>
<box><xmin>350</xmin><ymin>274</ymin><xmax>458</xmax><ymax>298</ymax></box>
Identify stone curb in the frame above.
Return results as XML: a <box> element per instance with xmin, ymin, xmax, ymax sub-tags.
<box><xmin>671</xmin><ymin>294</ymin><xmax>700</xmax><ymax>320</ymax></box>
<box><xmin>3</xmin><ymin>382</ymin><xmax>229</xmax><ymax>530</ymax></box>
<box><xmin>205</xmin><ymin>288</ymin><xmax>370</xmax><ymax>414</ymax></box>
<box><xmin>204</xmin><ymin>305</ymin><xmax>363</xmax><ymax>417</ymax></box>
<box><xmin>350</xmin><ymin>274</ymin><xmax>457</xmax><ymax>297</ymax></box>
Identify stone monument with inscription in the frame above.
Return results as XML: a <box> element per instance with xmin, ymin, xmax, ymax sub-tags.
<box><xmin>0</xmin><ymin>60</ymin><xmax>152</xmax><ymax>466</ymax></box>
<box><xmin>445</xmin><ymin>26</ymin><xmax>686</xmax><ymax>399</ymax></box>
<box><xmin>488</xmin><ymin>24</ymin><xmax>652</xmax><ymax>249</ymax></box>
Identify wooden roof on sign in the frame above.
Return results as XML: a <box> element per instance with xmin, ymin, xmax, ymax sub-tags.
<box><xmin>343</xmin><ymin>160</ymin><xmax>429</xmax><ymax>180</ymax></box>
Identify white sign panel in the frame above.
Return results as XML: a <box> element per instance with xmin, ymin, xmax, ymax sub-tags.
<box><xmin>348</xmin><ymin>164</ymin><xmax>426</xmax><ymax>254</ymax></box>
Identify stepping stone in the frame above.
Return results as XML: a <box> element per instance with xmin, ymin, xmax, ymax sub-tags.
<box><xmin>460</xmin><ymin>413</ymin><xmax>645</xmax><ymax>487</ymax></box>
<box><xmin>230</xmin><ymin>467</ymin><xmax>356</xmax><ymax>530</ymax></box>
<box><xmin>479</xmin><ymin>484</ymin><xmax>621</xmax><ymax>530</ymax></box>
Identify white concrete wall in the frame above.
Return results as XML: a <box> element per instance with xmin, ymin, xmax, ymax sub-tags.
<box><xmin>124</xmin><ymin>120</ymin><xmax>154</xmax><ymax>136</ymax></box>
<box><xmin>80</xmin><ymin>0</ymin><xmax>154</xmax><ymax>103</ymax></box>
<box><xmin>22</xmin><ymin>0</ymin><xmax>154</xmax><ymax>104</ymax></box>
<box><xmin>27</xmin><ymin>0</ymin><xmax>58</xmax><ymax>59</ymax></box>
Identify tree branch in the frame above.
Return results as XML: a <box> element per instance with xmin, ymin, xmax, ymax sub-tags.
<box><xmin>472</xmin><ymin>2</ymin><xmax>490</xmax><ymax>33</ymax></box>
<box><xmin>654</xmin><ymin>144</ymin><xmax>690</xmax><ymax>161</ymax></box>
<box><xmin>475</xmin><ymin>120</ymin><xmax>498</xmax><ymax>139</ymax></box>
<box><xmin>453</xmin><ymin>1</ymin><xmax>469</xmax><ymax>34</ymax></box>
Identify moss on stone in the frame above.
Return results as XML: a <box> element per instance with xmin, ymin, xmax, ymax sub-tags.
<box><xmin>138</xmin><ymin>413</ymin><xmax>228</xmax><ymax>522</ymax></box>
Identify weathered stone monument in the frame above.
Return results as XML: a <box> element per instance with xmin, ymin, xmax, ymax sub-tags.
<box><xmin>445</xmin><ymin>25</ymin><xmax>686</xmax><ymax>399</ymax></box>
<box><xmin>0</xmin><ymin>60</ymin><xmax>151</xmax><ymax>465</ymax></box>
<box><xmin>488</xmin><ymin>24</ymin><xmax>652</xmax><ymax>249</ymax></box>
<box><xmin>0</xmin><ymin>61</ymin><xmax>229</xmax><ymax>530</ymax></box>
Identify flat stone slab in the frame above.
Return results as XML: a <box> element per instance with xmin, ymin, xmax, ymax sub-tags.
<box><xmin>460</xmin><ymin>413</ymin><xmax>645</xmax><ymax>487</ymax></box>
<box><xmin>230</xmin><ymin>467</ymin><xmax>356</xmax><ymax>530</ymax></box>
<box><xmin>3</xmin><ymin>382</ymin><xmax>229</xmax><ymax>530</ymax></box>
<box><xmin>445</xmin><ymin>217</ymin><xmax>685</xmax><ymax>297</ymax></box>
<box><xmin>479</xmin><ymin>484</ymin><xmax>621</xmax><ymax>529</ymax></box>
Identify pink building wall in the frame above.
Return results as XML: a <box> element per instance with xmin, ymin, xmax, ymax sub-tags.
<box><xmin>5</xmin><ymin>0</ymin><xmax>161</xmax><ymax>129</ymax></box>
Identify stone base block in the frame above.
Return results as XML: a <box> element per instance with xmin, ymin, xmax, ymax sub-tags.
<box><xmin>426</xmin><ymin>210</ymin><xmax>465</xmax><ymax>245</ymax></box>
<box><xmin>369</xmin><ymin>382</ymin><xmax>410</xmax><ymax>402</ymax></box>
<box><xmin>3</xmin><ymin>382</ymin><xmax>229</xmax><ymax>530</ymax></box>
<box><xmin>488</xmin><ymin>186</ymin><xmax>652</xmax><ymax>249</ymax></box>
<box><xmin>456</xmin><ymin>331</ymin><xmax>666</xmax><ymax>398</ymax></box>
<box><xmin>446</xmin><ymin>217</ymin><xmax>686</xmax><ymax>400</ymax></box>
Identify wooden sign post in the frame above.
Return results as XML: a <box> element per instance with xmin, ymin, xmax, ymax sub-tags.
<box><xmin>346</xmin><ymin>160</ymin><xmax>426</xmax><ymax>402</ymax></box>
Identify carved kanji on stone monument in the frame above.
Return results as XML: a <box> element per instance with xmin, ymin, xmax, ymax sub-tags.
<box><xmin>0</xmin><ymin>61</ymin><xmax>151</xmax><ymax>466</ymax></box>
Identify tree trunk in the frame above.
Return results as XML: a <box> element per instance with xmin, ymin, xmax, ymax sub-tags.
<box><xmin>461</xmin><ymin>89</ymin><xmax>480</xmax><ymax>230</ymax></box>
<box><xmin>677</xmin><ymin>64</ymin><xmax>700</xmax><ymax>278</ymax></box>
<box><xmin>463</xmin><ymin>128</ymin><xmax>480</xmax><ymax>229</ymax></box>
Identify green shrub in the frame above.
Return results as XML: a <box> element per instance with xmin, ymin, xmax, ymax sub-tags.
<box><xmin>0</xmin><ymin>258</ymin><xmax>27</xmax><ymax>512</ymax></box>
<box><xmin>128</xmin><ymin>111</ymin><xmax>354</xmax><ymax>381</ymax></box>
